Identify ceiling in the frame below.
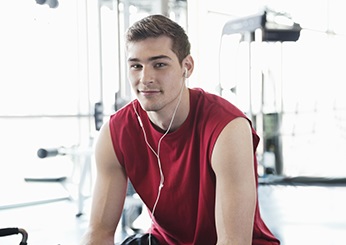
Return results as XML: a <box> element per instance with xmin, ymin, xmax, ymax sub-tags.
<box><xmin>101</xmin><ymin>0</ymin><xmax>186</xmax><ymax>13</ymax></box>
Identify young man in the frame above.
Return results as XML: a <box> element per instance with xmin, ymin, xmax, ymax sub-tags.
<box><xmin>80</xmin><ymin>14</ymin><xmax>280</xmax><ymax>245</ymax></box>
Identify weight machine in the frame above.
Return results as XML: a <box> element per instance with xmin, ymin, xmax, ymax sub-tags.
<box><xmin>33</xmin><ymin>141</ymin><xmax>94</xmax><ymax>217</ymax></box>
<box><xmin>219</xmin><ymin>8</ymin><xmax>301</xmax><ymax>175</ymax></box>
<box><xmin>24</xmin><ymin>102</ymin><xmax>104</xmax><ymax>217</ymax></box>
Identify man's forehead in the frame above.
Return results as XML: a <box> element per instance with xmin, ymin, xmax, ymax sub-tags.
<box><xmin>127</xmin><ymin>36</ymin><xmax>172</xmax><ymax>50</ymax></box>
<box><xmin>126</xmin><ymin>37</ymin><xmax>177</xmax><ymax>62</ymax></box>
<box><xmin>128</xmin><ymin>55</ymin><xmax>172</xmax><ymax>63</ymax></box>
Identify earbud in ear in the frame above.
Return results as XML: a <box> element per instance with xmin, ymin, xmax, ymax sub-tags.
<box><xmin>184</xmin><ymin>68</ymin><xmax>188</xmax><ymax>78</ymax></box>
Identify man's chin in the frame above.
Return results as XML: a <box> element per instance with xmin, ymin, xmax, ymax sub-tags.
<box><xmin>139</xmin><ymin>103</ymin><xmax>159</xmax><ymax>112</ymax></box>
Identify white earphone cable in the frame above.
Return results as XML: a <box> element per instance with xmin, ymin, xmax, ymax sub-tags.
<box><xmin>132</xmin><ymin>78</ymin><xmax>185</xmax><ymax>244</ymax></box>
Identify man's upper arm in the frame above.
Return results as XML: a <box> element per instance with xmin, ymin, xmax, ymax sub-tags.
<box><xmin>211</xmin><ymin>117</ymin><xmax>256</xmax><ymax>245</ymax></box>
<box><xmin>85</xmin><ymin>120</ymin><xmax>128</xmax><ymax>243</ymax></box>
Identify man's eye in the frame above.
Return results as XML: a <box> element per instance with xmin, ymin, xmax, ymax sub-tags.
<box><xmin>130</xmin><ymin>64</ymin><xmax>142</xmax><ymax>69</ymax></box>
<box><xmin>155</xmin><ymin>63</ymin><xmax>166</xmax><ymax>68</ymax></box>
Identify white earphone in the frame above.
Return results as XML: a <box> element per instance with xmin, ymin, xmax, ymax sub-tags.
<box><xmin>133</xmin><ymin>64</ymin><xmax>186</xmax><ymax>243</ymax></box>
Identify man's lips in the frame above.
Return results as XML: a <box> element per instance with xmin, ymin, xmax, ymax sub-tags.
<box><xmin>139</xmin><ymin>90</ymin><xmax>161</xmax><ymax>96</ymax></box>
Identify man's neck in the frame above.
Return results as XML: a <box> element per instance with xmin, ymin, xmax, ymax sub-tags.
<box><xmin>147</xmin><ymin>88</ymin><xmax>190</xmax><ymax>133</ymax></box>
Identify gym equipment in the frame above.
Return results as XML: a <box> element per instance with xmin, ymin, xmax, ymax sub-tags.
<box><xmin>0</xmin><ymin>227</ymin><xmax>28</xmax><ymax>245</ymax></box>
<box><xmin>26</xmin><ymin>141</ymin><xmax>94</xmax><ymax>217</ymax></box>
<box><xmin>219</xmin><ymin>8</ymin><xmax>301</xmax><ymax>175</ymax></box>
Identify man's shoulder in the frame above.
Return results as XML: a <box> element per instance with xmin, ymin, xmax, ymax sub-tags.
<box><xmin>190</xmin><ymin>87</ymin><xmax>243</xmax><ymax>116</ymax></box>
<box><xmin>109</xmin><ymin>100</ymin><xmax>137</xmax><ymax>130</ymax></box>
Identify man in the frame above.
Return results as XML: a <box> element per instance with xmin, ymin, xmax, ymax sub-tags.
<box><xmin>80</xmin><ymin>14</ymin><xmax>280</xmax><ymax>245</ymax></box>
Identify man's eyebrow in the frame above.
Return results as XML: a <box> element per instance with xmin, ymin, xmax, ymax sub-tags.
<box><xmin>127</xmin><ymin>55</ymin><xmax>172</xmax><ymax>62</ymax></box>
<box><xmin>148</xmin><ymin>55</ymin><xmax>172</xmax><ymax>61</ymax></box>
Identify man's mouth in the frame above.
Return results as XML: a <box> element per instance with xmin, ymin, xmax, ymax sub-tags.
<box><xmin>139</xmin><ymin>89</ymin><xmax>161</xmax><ymax>97</ymax></box>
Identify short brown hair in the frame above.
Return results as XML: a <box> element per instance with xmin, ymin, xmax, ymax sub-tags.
<box><xmin>125</xmin><ymin>14</ymin><xmax>191</xmax><ymax>64</ymax></box>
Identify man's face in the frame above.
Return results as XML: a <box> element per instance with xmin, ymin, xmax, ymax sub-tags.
<box><xmin>127</xmin><ymin>36</ymin><xmax>185</xmax><ymax>113</ymax></box>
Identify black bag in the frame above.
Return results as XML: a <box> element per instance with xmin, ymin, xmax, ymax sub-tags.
<box><xmin>119</xmin><ymin>233</ymin><xmax>159</xmax><ymax>245</ymax></box>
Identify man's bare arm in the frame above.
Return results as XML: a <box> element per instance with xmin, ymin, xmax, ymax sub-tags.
<box><xmin>80</xmin><ymin>121</ymin><xmax>128</xmax><ymax>245</ymax></box>
<box><xmin>212</xmin><ymin>117</ymin><xmax>256</xmax><ymax>245</ymax></box>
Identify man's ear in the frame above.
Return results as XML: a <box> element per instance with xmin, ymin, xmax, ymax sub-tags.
<box><xmin>184</xmin><ymin>68</ymin><xmax>188</xmax><ymax>78</ymax></box>
<box><xmin>183</xmin><ymin>55</ymin><xmax>194</xmax><ymax>78</ymax></box>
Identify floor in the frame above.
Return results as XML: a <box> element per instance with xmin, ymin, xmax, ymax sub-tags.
<box><xmin>258</xmin><ymin>181</ymin><xmax>346</xmax><ymax>245</ymax></box>
<box><xmin>1</xmin><ymin>177</ymin><xmax>346</xmax><ymax>245</ymax></box>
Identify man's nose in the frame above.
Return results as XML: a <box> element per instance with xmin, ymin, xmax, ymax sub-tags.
<box><xmin>140</xmin><ymin>67</ymin><xmax>154</xmax><ymax>84</ymax></box>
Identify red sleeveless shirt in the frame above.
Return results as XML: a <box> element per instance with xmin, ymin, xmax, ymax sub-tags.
<box><xmin>109</xmin><ymin>88</ymin><xmax>279</xmax><ymax>245</ymax></box>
